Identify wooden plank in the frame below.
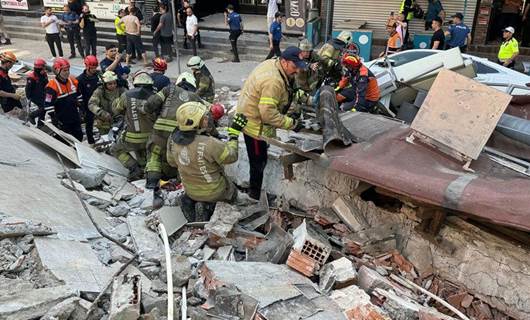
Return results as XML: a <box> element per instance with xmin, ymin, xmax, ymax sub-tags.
<box><xmin>411</xmin><ymin>69</ymin><xmax>512</xmax><ymax>160</ymax></box>
<box><xmin>41</xmin><ymin>122</ymin><xmax>78</xmax><ymax>147</ymax></box>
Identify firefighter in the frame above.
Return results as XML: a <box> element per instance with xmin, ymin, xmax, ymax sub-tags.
<box><xmin>316</xmin><ymin>31</ymin><xmax>352</xmax><ymax>83</ymax></box>
<box><xmin>143</xmin><ymin>71</ymin><xmax>202</xmax><ymax>189</ymax></box>
<box><xmin>88</xmin><ymin>70</ymin><xmax>126</xmax><ymax>136</ymax></box>
<box><xmin>187</xmin><ymin>56</ymin><xmax>215</xmax><ymax>103</ymax></box>
<box><xmin>45</xmin><ymin>58</ymin><xmax>84</xmax><ymax>141</ymax></box>
<box><xmin>111</xmin><ymin>71</ymin><xmax>156</xmax><ymax>180</ymax></box>
<box><xmin>295</xmin><ymin>39</ymin><xmax>320</xmax><ymax>93</ymax></box>
<box><xmin>335</xmin><ymin>53</ymin><xmax>380</xmax><ymax>113</ymax></box>
<box><xmin>77</xmin><ymin>55</ymin><xmax>100</xmax><ymax>145</ymax></box>
<box><xmin>166</xmin><ymin>101</ymin><xmax>245</xmax><ymax>221</ymax></box>
<box><xmin>0</xmin><ymin>51</ymin><xmax>22</xmax><ymax>113</ymax></box>
<box><xmin>26</xmin><ymin>58</ymin><xmax>49</xmax><ymax>125</ymax></box>
<box><xmin>150</xmin><ymin>57</ymin><xmax>170</xmax><ymax>92</ymax></box>
<box><xmin>237</xmin><ymin>46</ymin><xmax>306</xmax><ymax>200</ymax></box>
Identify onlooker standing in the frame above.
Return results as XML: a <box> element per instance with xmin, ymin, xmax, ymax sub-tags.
<box><xmin>225</xmin><ymin>4</ymin><xmax>243</xmax><ymax>62</ymax></box>
<box><xmin>430</xmin><ymin>17</ymin><xmax>445</xmax><ymax>49</ymax></box>
<box><xmin>67</xmin><ymin>0</ymin><xmax>82</xmax><ymax>15</ymax></box>
<box><xmin>445</xmin><ymin>12</ymin><xmax>471</xmax><ymax>52</ymax></box>
<box><xmin>498</xmin><ymin>26</ymin><xmax>519</xmax><ymax>69</ymax></box>
<box><xmin>80</xmin><ymin>4</ymin><xmax>98</xmax><ymax>56</ymax></box>
<box><xmin>125</xmin><ymin>0</ymin><xmax>144</xmax><ymax>23</ymax></box>
<box><xmin>178</xmin><ymin>0</ymin><xmax>189</xmax><ymax>48</ymax></box>
<box><xmin>61</xmin><ymin>4</ymin><xmax>84</xmax><ymax>59</ymax></box>
<box><xmin>115</xmin><ymin>9</ymin><xmax>127</xmax><ymax>54</ymax></box>
<box><xmin>265</xmin><ymin>12</ymin><xmax>284</xmax><ymax>59</ymax></box>
<box><xmin>77</xmin><ymin>55</ymin><xmax>100</xmax><ymax>144</ymax></box>
<box><xmin>0</xmin><ymin>10</ymin><xmax>12</xmax><ymax>45</ymax></box>
<box><xmin>157</xmin><ymin>5</ymin><xmax>174</xmax><ymax>61</ymax></box>
<box><xmin>425</xmin><ymin>0</ymin><xmax>444</xmax><ymax>31</ymax></box>
<box><xmin>100</xmin><ymin>44</ymin><xmax>131</xmax><ymax>88</ymax></box>
<box><xmin>122</xmin><ymin>8</ymin><xmax>148</xmax><ymax>66</ymax></box>
<box><xmin>41</xmin><ymin>7</ymin><xmax>63</xmax><ymax>58</ymax></box>
<box><xmin>380</xmin><ymin>22</ymin><xmax>401</xmax><ymax>56</ymax></box>
<box><xmin>151</xmin><ymin>7</ymin><xmax>162</xmax><ymax>58</ymax></box>
<box><xmin>186</xmin><ymin>6</ymin><xmax>199</xmax><ymax>56</ymax></box>
<box><xmin>395</xmin><ymin>13</ymin><xmax>408</xmax><ymax>49</ymax></box>
<box><xmin>265</xmin><ymin>0</ymin><xmax>280</xmax><ymax>30</ymax></box>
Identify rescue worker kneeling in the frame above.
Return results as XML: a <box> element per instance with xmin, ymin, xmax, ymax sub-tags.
<box><xmin>88</xmin><ymin>70</ymin><xmax>125</xmax><ymax>136</ymax></box>
<box><xmin>335</xmin><ymin>53</ymin><xmax>380</xmax><ymax>113</ymax></box>
<box><xmin>167</xmin><ymin>101</ymin><xmax>247</xmax><ymax>222</ymax></box>
<box><xmin>111</xmin><ymin>72</ymin><xmax>156</xmax><ymax>180</ymax></box>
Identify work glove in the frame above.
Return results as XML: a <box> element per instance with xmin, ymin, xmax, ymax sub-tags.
<box><xmin>292</xmin><ymin>119</ymin><xmax>304</xmax><ymax>133</ymax></box>
<box><xmin>99</xmin><ymin>110</ymin><xmax>112</xmax><ymax>123</ymax></box>
<box><xmin>228</xmin><ymin>113</ymin><xmax>248</xmax><ymax>139</ymax></box>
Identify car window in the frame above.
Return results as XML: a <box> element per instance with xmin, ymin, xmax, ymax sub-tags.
<box><xmin>390</xmin><ymin>51</ymin><xmax>437</xmax><ymax>67</ymax></box>
<box><xmin>474</xmin><ymin>61</ymin><xmax>500</xmax><ymax>74</ymax></box>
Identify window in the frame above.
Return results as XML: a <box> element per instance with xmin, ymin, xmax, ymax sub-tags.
<box><xmin>389</xmin><ymin>51</ymin><xmax>437</xmax><ymax>67</ymax></box>
<box><xmin>474</xmin><ymin>61</ymin><xmax>500</xmax><ymax>74</ymax></box>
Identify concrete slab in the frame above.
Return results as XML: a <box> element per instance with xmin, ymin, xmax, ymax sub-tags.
<box><xmin>34</xmin><ymin>237</ymin><xmax>117</xmax><ymax>293</ymax></box>
<box><xmin>75</xmin><ymin>142</ymin><xmax>129</xmax><ymax>177</ymax></box>
<box><xmin>127</xmin><ymin>215</ymin><xmax>164</xmax><ymax>263</ymax></box>
<box><xmin>158</xmin><ymin>206</ymin><xmax>187</xmax><ymax>237</ymax></box>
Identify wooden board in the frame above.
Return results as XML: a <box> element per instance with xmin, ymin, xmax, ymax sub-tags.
<box><xmin>411</xmin><ymin>69</ymin><xmax>512</xmax><ymax>160</ymax></box>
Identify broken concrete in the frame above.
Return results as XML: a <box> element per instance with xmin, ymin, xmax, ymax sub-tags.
<box><xmin>332</xmin><ymin>196</ymin><xmax>368</xmax><ymax>232</ymax></box>
<box><xmin>0</xmin><ymin>285</ymin><xmax>75</xmax><ymax>320</ymax></box>
<box><xmin>171</xmin><ymin>255</ymin><xmax>192</xmax><ymax>287</ymax></box>
<box><xmin>41</xmin><ymin>297</ymin><xmax>80</xmax><ymax>320</ymax></box>
<box><xmin>126</xmin><ymin>215</ymin><xmax>164</xmax><ymax>263</ymax></box>
<box><xmin>0</xmin><ymin>216</ymin><xmax>54</xmax><ymax>239</ymax></box>
<box><xmin>330</xmin><ymin>285</ymin><xmax>390</xmax><ymax>320</ymax></box>
<box><xmin>247</xmin><ymin>224</ymin><xmax>293</xmax><ymax>264</ymax></box>
<box><xmin>109</xmin><ymin>273</ymin><xmax>141</xmax><ymax>320</ymax></box>
<box><xmin>157</xmin><ymin>206</ymin><xmax>187</xmax><ymax>237</ymax></box>
<box><xmin>62</xmin><ymin>167</ymin><xmax>107</xmax><ymax>189</ymax></box>
<box><xmin>357</xmin><ymin>265</ymin><xmax>394</xmax><ymax>294</ymax></box>
<box><xmin>319</xmin><ymin>257</ymin><xmax>357</xmax><ymax>293</ymax></box>
<box><xmin>205</xmin><ymin>202</ymin><xmax>242</xmax><ymax>238</ymax></box>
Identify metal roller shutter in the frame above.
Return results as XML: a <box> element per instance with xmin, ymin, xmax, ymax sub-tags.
<box><xmin>332</xmin><ymin>0</ymin><xmax>478</xmax><ymax>40</ymax></box>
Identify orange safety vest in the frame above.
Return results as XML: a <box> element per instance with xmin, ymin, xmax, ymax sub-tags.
<box><xmin>386</xmin><ymin>32</ymin><xmax>402</xmax><ymax>54</ymax></box>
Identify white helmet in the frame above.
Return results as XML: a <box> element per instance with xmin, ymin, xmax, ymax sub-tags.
<box><xmin>187</xmin><ymin>56</ymin><xmax>204</xmax><ymax>69</ymax></box>
<box><xmin>176</xmin><ymin>71</ymin><xmax>196</xmax><ymax>89</ymax></box>
<box><xmin>101</xmin><ymin>70</ymin><xmax>118</xmax><ymax>83</ymax></box>
<box><xmin>336</xmin><ymin>31</ymin><xmax>352</xmax><ymax>44</ymax></box>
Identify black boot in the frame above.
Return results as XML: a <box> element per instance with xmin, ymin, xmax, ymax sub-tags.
<box><xmin>231</xmin><ymin>40</ymin><xmax>240</xmax><ymax>63</ymax></box>
<box><xmin>4</xmin><ymin>39</ymin><xmax>11</xmax><ymax>45</ymax></box>
<box><xmin>127</xmin><ymin>163</ymin><xmax>143</xmax><ymax>181</ymax></box>
<box><xmin>145</xmin><ymin>172</ymin><xmax>162</xmax><ymax>189</ymax></box>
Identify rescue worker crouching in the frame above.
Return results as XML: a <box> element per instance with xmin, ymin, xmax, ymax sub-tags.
<box><xmin>316</xmin><ymin>31</ymin><xmax>352</xmax><ymax>83</ymax></box>
<box><xmin>166</xmin><ymin>101</ymin><xmax>247</xmax><ymax>222</ymax></box>
<box><xmin>143</xmin><ymin>71</ymin><xmax>203</xmax><ymax>189</ymax></box>
<box><xmin>45</xmin><ymin>57</ymin><xmax>84</xmax><ymax>141</ymax></box>
<box><xmin>335</xmin><ymin>53</ymin><xmax>380</xmax><ymax>113</ymax></box>
<box><xmin>187</xmin><ymin>56</ymin><xmax>215</xmax><ymax>103</ymax></box>
<box><xmin>26</xmin><ymin>58</ymin><xmax>49</xmax><ymax>125</ymax></box>
<box><xmin>0</xmin><ymin>51</ymin><xmax>23</xmax><ymax>114</ymax></box>
<box><xmin>237</xmin><ymin>46</ymin><xmax>306</xmax><ymax>200</ymax></box>
<box><xmin>295</xmin><ymin>39</ymin><xmax>320</xmax><ymax>96</ymax></box>
<box><xmin>88</xmin><ymin>70</ymin><xmax>125</xmax><ymax>136</ymax></box>
<box><xmin>111</xmin><ymin>71</ymin><xmax>156</xmax><ymax>180</ymax></box>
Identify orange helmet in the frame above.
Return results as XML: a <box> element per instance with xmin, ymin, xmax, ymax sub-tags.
<box><xmin>84</xmin><ymin>55</ymin><xmax>99</xmax><ymax>68</ymax></box>
<box><xmin>342</xmin><ymin>53</ymin><xmax>362</xmax><ymax>70</ymax></box>
<box><xmin>0</xmin><ymin>51</ymin><xmax>17</xmax><ymax>63</ymax></box>
<box><xmin>209</xmin><ymin>103</ymin><xmax>225</xmax><ymax>121</ymax></box>
<box><xmin>34</xmin><ymin>58</ymin><xmax>46</xmax><ymax>69</ymax></box>
<box><xmin>152</xmin><ymin>57</ymin><xmax>168</xmax><ymax>71</ymax></box>
<box><xmin>52</xmin><ymin>58</ymin><xmax>70</xmax><ymax>74</ymax></box>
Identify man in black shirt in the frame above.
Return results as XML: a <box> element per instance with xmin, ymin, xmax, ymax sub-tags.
<box><xmin>0</xmin><ymin>51</ymin><xmax>21</xmax><ymax>113</ymax></box>
<box><xmin>151</xmin><ymin>7</ymin><xmax>162</xmax><ymax>57</ymax></box>
<box><xmin>125</xmin><ymin>0</ymin><xmax>144</xmax><ymax>22</ymax></box>
<box><xmin>80</xmin><ymin>4</ymin><xmax>98</xmax><ymax>56</ymax></box>
<box><xmin>26</xmin><ymin>58</ymin><xmax>49</xmax><ymax>125</ymax></box>
<box><xmin>77</xmin><ymin>55</ymin><xmax>100</xmax><ymax>144</ymax></box>
<box><xmin>430</xmin><ymin>17</ymin><xmax>445</xmax><ymax>50</ymax></box>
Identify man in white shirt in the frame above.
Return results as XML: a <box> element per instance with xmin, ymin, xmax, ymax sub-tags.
<box><xmin>265</xmin><ymin>0</ymin><xmax>280</xmax><ymax>31</ymax></box>
<box><xmin>186</xmin><ymin>6</ymin><xmax>198</xmax><ymax>56</ymax></box>
<box><xmin>40</xmin><ymin>7</ymin><xmax>63</xmax><ymax>58</ymax></box>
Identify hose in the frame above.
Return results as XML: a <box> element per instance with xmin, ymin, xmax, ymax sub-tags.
<box><xmin>158</xmin><ymin>223</ymin><xmax>174</xmax><ymax>319</ymax></box>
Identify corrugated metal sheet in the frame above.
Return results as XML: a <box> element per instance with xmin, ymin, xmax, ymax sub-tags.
<box><xmin>332</xmin><ymin>0</ymin><xmax>478</xmax><ymax>39</ymax></box>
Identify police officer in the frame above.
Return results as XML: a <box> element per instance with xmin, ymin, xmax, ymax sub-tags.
<box><xmin>150</xmin><ymin>57</ymin><xmax>170</xmax><ymax>92</ymax></box>
<box><xmin>225</xmin><ymin>4</ymin><xmax>243</xmax><ymax>62</ymax></box>
<box><xmin>187</xmin><ymin>56</ymin><xmax>215</xmax><ymax>103</ymax></box>
<box><xmin>166</xmin><ymin>101</ymin><xmax>245</xmax><ymax>221</ymax></box>
<box><xmin>237</xmin><ymin>46</ymin><xmax>306</xmax><ymax>200</ymax></box>
<box><xmin>45</xmin><ymin>58</ymin><xmax>83</xmax><ymax>141</ymax></box>
<box><xmin>335</xmin><ymin>53</ymin><xmax>380</xmax><ymax>113</ymax></box>
<box><xmin>111</xmin><ymin>72</ymin><xmax>156</xmax><ymax>180</ymax></box>
<box><xmin>317</xmin><ymin>31</ymin><xmax>352</xmax><ymax>83</ymax></box>
<box><xmin>0</xmin><ymin>51</ymin><xmax>22</xmax><ymax>113</ymax></box>
<box><xmin>143</xmin><ymin>72</ymin><xmax>202</xmax><ymax>189</ymax></box>
<box><xmin>88</xmin><ymin>71</ymin><xmax>126</xmax><ymax>136</ymax></box>
<box><xmin>77</xmin><ymin>55</ymin><xmax>100</xmax><ymax>144</ymax></box>
<box><xmin>26</xmin><ymin>58</ymin><xmax>49</xmax><ymax>125</ymax></box>
<box><xmin>498</xmin><ymin>26</ymin><xmax>519</xmax><ymax>69</ymax></box>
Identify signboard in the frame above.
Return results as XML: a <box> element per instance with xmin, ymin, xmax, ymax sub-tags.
<box><xmin>285</xmin><ymin>0</ymin><xmax>306</xmax><ymax>31</ymax></box>
<box><xmin>90</xmin><ymin>2</ymin><xmax>127</xmax><ymax>20</ymax></box>
<box><xmin>1</xmin><ymin>0</ymin><xmax>29</xmax><ymax>10</ymax></box>
<box><xmin>43</xmin><ymin>0</ymin><xmax>67</xmax><ymax>8</ymax></box>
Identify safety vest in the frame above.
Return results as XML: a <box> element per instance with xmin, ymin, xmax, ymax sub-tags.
<box><xmin>387</xmin><ymin>32</ymin><xmax>402</xmax><ymax>54</ymax></box>
<box><xmin>115</xmin><ymin>17</ymin><xmax>126</xmax><ymax>36</ymax></box>
<box><xmin>498</xmin><ymin>38</ymin><xmax>519</xmax><ymax>61</ymax></box>
<box><xmin>400</xmin><ymin>0</ymin><xmax>414</xmax><ymax>20</ymax></box>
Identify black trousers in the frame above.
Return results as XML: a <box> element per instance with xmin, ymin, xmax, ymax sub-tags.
<box><xmin>84</xmin><ymin>33</ymin><xmax>97</xmax><ymax>56</ymax></box>
<box><xmin>243</xmin><ymin>134</ymin><xmax>268</xmax><ymax>200</ymax></box>
<box><xmin>187</xmin><ymin>35</ymin><xmax>197</xmax><ymax>56</ymax></box>
<box><xmin>66</xmin><ymin>28</ymin><xmax>84</xmax><ymax>57</ymax></box>
<box><xmin>81</xmin><ymin>106</ymin><xmax>95</xmax><ymax>144</ymax></box>
<box><xmin>117</xmin><ymin>34</ymin><xmax>127</xmax><ymax>53</ymax></box>
<box><xmin>180</xmin><ymin>193</ymin><xmax>216</xmax><ymax>222</ymax></box>
<box><xmin>61</xmin><ymin>122</ymin><xmax>83</xmax><ymax>142</ymax></box>
<box><xmin>152</xmin><ymin>32</ymin><xmax>161</xmax><ymax>57</ymax></box>
<box><xmin>229</xmin><ymin>30</ymin><xmax>241</xmax><ymax>60</ymax></box>
<box><xmin>265</xmin><ymin>40</ymin><xmax>281</xmax><ymax>59</ymax></box>
<box><xmin>45</xmin><ymin>33</ymin><xmax>63</xmax><ymax>57</ymax></box>
<box><xmin>498</xmin><ymin>59</ymin><xmax>516</xmax><ymax>69</ymax></box>
<box><xmin>160</xmin><ymin>35</ymin><xmax>173</xmax><ymax>57</ymax></box>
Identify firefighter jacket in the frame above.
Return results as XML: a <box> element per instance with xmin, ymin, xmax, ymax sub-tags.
<box><xmin>295</xmin><ymin>51</ymin><xmax>320</xmax><ymax>93</ymax></box>
<box><xmin>236</xmin><ymin>59</ymin><xmax>295</xmax><ymax>138</ymax></box>
<box><xmin>45</xmin><ymin>76</ymin><xmax>81</xmax><ymax>125</ymax></box>
<box><xmin>167</xmin><ymin>132</ymin><xmax>238</xmax><ymax>202</ymax></box>
<box><xmin>316</xmin><ymin>39</ymin><xmax>346</xmax><ymax>83</ymax></box>
<box><xmin>144</xmin><ymin>85</ymin><xmax>202</xmax><ymax>140</ymax></box>
<box><xmin>193</xmin><ymin>66</ymin><xmax>215</xmax><ymax>103</ymax></box>
<box><xmin>112</xmin><ymin>87</ymin><xmax>156</xmax><ymax>144</ymax></box>
<box><xmin>25</xmin><ymin>71</ymin><xmax>48</xmax><ymax>109</ymax></box>
<box><xmin>88</xmin><ymin>85</ymin><xmax>126</xmax><ymax>131</ymax></box>
<box><xmin>336</xmin><ymin>66</ymin><xmax>380</xmax><ymax>106</ymax></box>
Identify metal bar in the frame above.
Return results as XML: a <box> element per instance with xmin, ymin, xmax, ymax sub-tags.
<box><xmin>484</xmin><ymin>146</ymin><xmax>530</xmax><ymax>169</ymax></box>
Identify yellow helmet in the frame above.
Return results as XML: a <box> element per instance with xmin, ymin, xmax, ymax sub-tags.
<box><xmin>176</xmin><ymin>101</ymin><xmax>208</xmax><ymax>131</ymax></box>
<box><xmin>336</xmin><ymin>31</ymin><xmax>352</xmax><ymax>44</ymax></box>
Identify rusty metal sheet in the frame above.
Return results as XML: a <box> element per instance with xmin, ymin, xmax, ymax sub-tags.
<box><xmin>411</xmin><ymin>69</ymin><xmax>512</xmax><ymax>160</ymax></box>
<box><xmin>325</xmin><ymin>126</ymin><xmax>530</xmax><ymax>232</ymax></box>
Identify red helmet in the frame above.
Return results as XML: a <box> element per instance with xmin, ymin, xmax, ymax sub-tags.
<box><xmin>84</xmin><ymin>55</ymin><xmax>98</xmax><ymax>68</ymax></box>
<box><xmin>210</xmin><ymin>103</ymin><xmax>225</xmax><ymax>121</ymax></box>
<box><xmin>0</xmin><ymin>51</ymin><xmax>17</xmax><ymax>63</ymax></box>
<box><xmin>52</xmin><ymin>58</ymin><xmax>70</xmax><ymax>74</ymax></box>
<box><xmin>342</xmin><ymin>53</ymin><xmax>362</xmax><ymax>70</ymax></box>
<box><xmin>34</xmin><ymin>58</ymin><xmax>46</xmax><ymax>69</ymax></box>
<box><xmin>152</xmin><ymin>57</ymin><xmax>168</xmax><ymax>71</ymax></box>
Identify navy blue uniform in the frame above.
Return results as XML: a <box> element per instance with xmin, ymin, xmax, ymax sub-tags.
<box><xmin>150</xmin><ymin>72</ymin><xmax>170</xmax><ymax>92</ymax></box>
<box><xmin>77</xmin><ymin>70</ymin><xmax>99</xmax><ymax>144</ymax></box>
